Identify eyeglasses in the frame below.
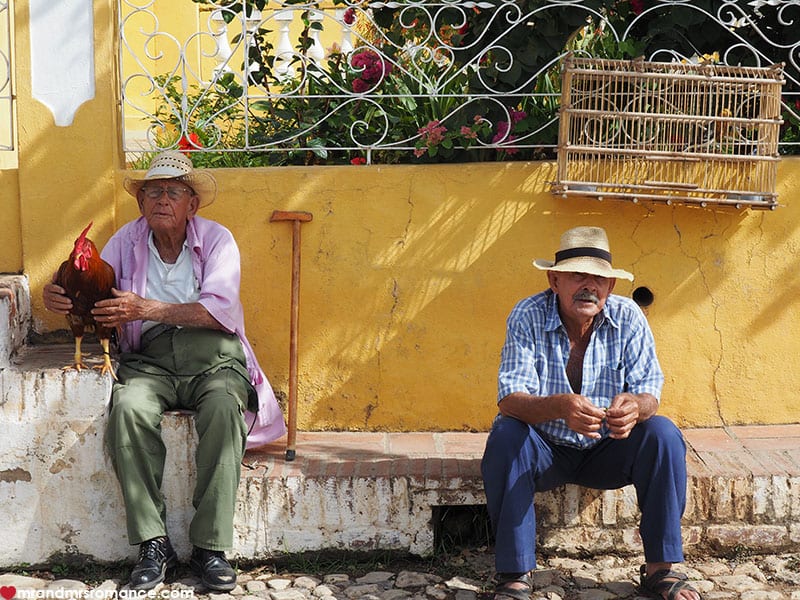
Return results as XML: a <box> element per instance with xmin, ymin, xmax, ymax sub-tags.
<box><xmin>141</xmin><ymin>185</ymin><xmax>193</xmax><ymax>200</ymax></box>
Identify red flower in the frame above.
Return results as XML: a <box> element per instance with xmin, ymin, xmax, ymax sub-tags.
<box><xmin>351</xmin><ymin>49</ymin><xmax>393</xmax><ymax>93</ymax></box>
<box><xmin>343</xmin><ymin>8</ymin><xmax>356</xmax><ymax>26</ymax></box>
<box><xmin>352</xmin><ymin>78</ymin><xmax>371</xmax><ymax>94</ymax></box>
<box><xmin>492</xmin><ymin>121</ymin><xmax>510</xmax><ymax>144</ymax></box>
<box><xmin>350</xmin><ymin>157</ymin><xmax>367</xmax><ymax>165</ymax></box>
<box><xmin>630</xmin><ymin>0</ymin><xmax>645</xmax><ymax>16</ymax></box>
<box><xmin>178</xmin><ymin>132</ymin><xmax>201</xmax><ymax>152</ymax></box>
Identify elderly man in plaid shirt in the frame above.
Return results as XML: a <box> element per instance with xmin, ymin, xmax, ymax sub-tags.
<box><xmin>482</xmin><ymin>226</ymin><xmax>701</xmax><ymax>600</ymax></box>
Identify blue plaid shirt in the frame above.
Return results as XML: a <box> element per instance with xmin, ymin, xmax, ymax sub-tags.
<box><xmin>498</xmin><ymin>289</ymin><xmax>664</xmax><ymax>449</ymax></box>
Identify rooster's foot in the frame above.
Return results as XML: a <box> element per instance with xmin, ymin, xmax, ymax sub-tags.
<box><xmin>93</xmin><ymin>362</ymin><xmax>118</xmax><ymax>381</ymax></box>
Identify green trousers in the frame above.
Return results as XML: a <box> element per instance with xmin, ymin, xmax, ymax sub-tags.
<box><xmin>106</xmin><ymin>326</ymin><xmax>253</xmax><ymax>551</ymax></box>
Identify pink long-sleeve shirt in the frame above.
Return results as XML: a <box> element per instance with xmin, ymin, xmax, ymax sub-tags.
<box><xmin>101</xmin><ymin>215</ymin><xmax>287</xmax><ymax>448</ymax></box>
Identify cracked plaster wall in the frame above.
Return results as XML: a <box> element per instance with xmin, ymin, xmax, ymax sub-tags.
<box><xmin>4</xmin><ymin>0</ymin><xmax>799</xmax><ymax>433</ymax></box>
<box><xmin>11</xmin><ymin>153</ymin><xmax>800</xmax><ymax>431</ymax></box>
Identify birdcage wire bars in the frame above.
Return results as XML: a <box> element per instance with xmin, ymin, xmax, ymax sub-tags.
<box><xmin>552</xmin><ymin>55</ymin><xmax>785</xmax><ymax>209</ymax></box>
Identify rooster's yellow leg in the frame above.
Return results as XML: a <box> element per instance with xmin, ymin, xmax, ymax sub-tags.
<box><xmin>94</xmin><ymin>338</ymin><xmax>117</xmax><ymax>380</ymax></box>
<box><xmin>62</xmin><ymin>336</ymin><xmax>88</xmax><ymax>372</ymax></box>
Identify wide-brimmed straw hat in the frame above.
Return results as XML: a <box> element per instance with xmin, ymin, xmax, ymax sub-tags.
<box><xmin>533</xmin><ymin>226</ymin><xmax>634</xmax><ymax>281</ymax></box>
<box><xmin>123</xmin><ymin>150</ymin><xmax>217</xmax><ymax>208</ymax></box>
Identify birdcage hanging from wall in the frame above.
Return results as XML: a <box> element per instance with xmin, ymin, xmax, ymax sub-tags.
<box><xmin>551</xmin><ymin>55</ymin><xmax>785</xmax><ymax>210</ymax></box>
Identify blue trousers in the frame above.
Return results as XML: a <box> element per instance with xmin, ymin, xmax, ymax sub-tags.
<box><xmin>481</xmin><ymin>415</ymin><xmax>687</xmax><ymax>572</ymax></box>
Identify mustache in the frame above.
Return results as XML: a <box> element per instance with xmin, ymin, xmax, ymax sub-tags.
<box><xmin>573</xmin><ymin>290</ymin><xmax>600</xmax><ymax>304</ymax></box>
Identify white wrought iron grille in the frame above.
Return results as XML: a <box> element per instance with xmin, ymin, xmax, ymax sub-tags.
<box><xmin>0</xmin><ymin>0</ymin><xmax>14</xmax><ymax>152</ymax></box>
<box><xmin>118</xmin><ymin>0</ymin><xmax>800</xmax><ymax>166</ymax></box>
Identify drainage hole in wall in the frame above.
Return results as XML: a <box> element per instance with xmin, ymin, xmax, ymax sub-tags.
<box><xmin>632</xmin><ymin>286</ymin><xmax>654</xmax><ymax>308</ymax></box>
<box><xmin>432</xmin><ymin>505</ymin><xmax>494</xmax><ymax>553</ymax></box>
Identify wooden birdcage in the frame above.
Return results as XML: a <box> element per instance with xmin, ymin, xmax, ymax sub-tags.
<box><xmin>552</xmin><ymin>55</ymin><xmax>785</xmax><ymax>209</ymax></box>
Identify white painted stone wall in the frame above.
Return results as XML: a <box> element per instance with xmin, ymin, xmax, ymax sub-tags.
<box><xmin>0</xmin><ymin>360</ymin><xmax>201</xmax><ymax>565</ymax></box>
<box><xmin>0</xmin><ymin>276</ymin><xmax>30</xmax><ymax>369</ymax></box>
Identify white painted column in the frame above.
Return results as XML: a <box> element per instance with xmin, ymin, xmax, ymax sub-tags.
<box><xmin>29</xmin><ymin>0</ymin><xmax>95</xmax><ymax>126</ymax></box>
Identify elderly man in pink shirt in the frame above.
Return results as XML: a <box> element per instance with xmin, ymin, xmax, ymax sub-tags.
<box><xmin>44</xmin><ymin>151</ymin><xmax>285</xmax><ymax>592</ymax></box>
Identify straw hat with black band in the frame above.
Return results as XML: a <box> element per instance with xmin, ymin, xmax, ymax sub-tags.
<box><xmin>123</xmin><ymin>150</ymin><xmax>217</xmax><ymax>208</ymax></box>
<box><xmin>533</xmin><ymin>226</ymin><xmax>634</xmax><ymax>282</ymax></box>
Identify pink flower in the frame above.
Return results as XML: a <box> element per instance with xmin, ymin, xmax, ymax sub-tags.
<box><xmin>414</xmin><ymin>148</ymin><xmax>427</xmax><ymax>158</ymax></box>
<box><xmin>631</xmin><ymin>0</ymin><xmax>645</xmax><ymax>15</ymax></box>
<box><xmin>510</xmin><ymin>109</ymin><xmax>526</xmax><ymax>124</ymax></box>
<box><xmin>419</xmin><ymin>120</ymin><xmax>447</xmax><ymax>146</ymax></box>
<box><xmin>343</xmin><ymin>7</ymin><xmax>356</xmax><ymax>25</ymax></box>
<box><xmin>460</xmin><ymin>125</ymin><xmax>478</xmax><ymax>139</ymax></box>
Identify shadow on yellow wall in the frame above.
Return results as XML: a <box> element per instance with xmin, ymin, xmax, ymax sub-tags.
<box><xmin>7</xmin><ymin>0</ymin><xmax>800</xmax><ymax>432</ymax></box>
<box><xmin>86</xmin><ymin>159</ymin><xmax>797</xmax><ymax>432</ymax></box>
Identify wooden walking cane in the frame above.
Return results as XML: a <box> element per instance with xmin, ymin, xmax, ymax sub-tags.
<box><xmin>270</xmin><ymin>210</ymin><xmax>313</xmax><ymax>461</ymax></box>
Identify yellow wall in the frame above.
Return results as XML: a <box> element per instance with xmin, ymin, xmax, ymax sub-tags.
<box><xmin>0</xmin><ymin>167</ymin><xmax>21</xmax><ymax>273</ymax></box>
<box><xmin>8</xmin><ymin>0</ymin><xmax>800</xmax><ymax>431</ymax></box>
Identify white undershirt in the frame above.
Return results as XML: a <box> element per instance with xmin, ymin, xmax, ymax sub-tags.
<box><xmin>141</xmin><ymin>231</ymin><xmax>200</xmax><ymax>334</ymax></box>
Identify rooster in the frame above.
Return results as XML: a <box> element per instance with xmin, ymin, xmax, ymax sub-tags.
<box><xmin>55</xmin><ymin>222</ymin><xmax>117</xmax><ymax>379</ymax></box>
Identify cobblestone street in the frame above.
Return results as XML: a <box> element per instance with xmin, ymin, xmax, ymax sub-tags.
<box><xmin>2</xmin><ymin>549</ymin><xmax>799</xmax><ymax>600</ymax></box>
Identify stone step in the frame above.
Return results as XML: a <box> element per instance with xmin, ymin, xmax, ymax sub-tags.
<box><xmin>1</xmin><ymin>342</ymin><xmax>799</xmax><ymax>568</ymax></box>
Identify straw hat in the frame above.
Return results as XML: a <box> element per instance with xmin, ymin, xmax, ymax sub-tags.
<box><xmin>533</xmin><ymin>226</ymin><xmax>634</xmax><ymax>281</ymax></box>
<box><xmin>123</xmin><ymin>150</ymin><xmax>217</xmax><ymax>208</ymax></box>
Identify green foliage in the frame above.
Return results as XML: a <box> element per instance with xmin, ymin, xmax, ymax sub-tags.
<box><xmin>155</xmin><ymin>0</ymin><xmax>797</xmax><ymax>164</ymax></box>
<box><xmin>779</xmin><ymin>101</ymin><xmax>800</xmax><ymax>155</ymax></box>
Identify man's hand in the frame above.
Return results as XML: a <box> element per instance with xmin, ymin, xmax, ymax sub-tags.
<box><xmin>93</xmin><ymin>288</ymin><xmax>225</xmax><ymax>331</ymax></box>
<box><xmin>560</xmin><ymin>394</ymin><xmax>606</xmax><ymax>439</ymax></box>
<box><xmin>605</xmin><ymin>393</ymin><xmax>642</xmax><ymax>439</ymax></box>
<box><xmin>43</xmin><ymin>281</ymin><xmax>73</xmax><ymax>315</ymax></box>
<box><xmin>92</xmin><ymin>288</ymin><xmax>144</xmax><ymax>326</ymax></box>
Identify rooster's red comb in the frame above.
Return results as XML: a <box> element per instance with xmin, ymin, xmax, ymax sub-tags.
<box><xmin>76</xmin><ymin>222</ymin><xmax>93</xmax><ymax>244</ymax></box>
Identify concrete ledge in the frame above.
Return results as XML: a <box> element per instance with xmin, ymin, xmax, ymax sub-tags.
<box><xmin>0</xmin><ymin>345</ymin><xmax>200</xmax><ymax>566</ymax></box>
<box><xmin>0</xmin><ymin>275</ymin><xmax>31</xmax><ymax>369</ymax></box>
<box><xmin>2</xmin><ymin>340</ymin><xmax>799</xmax><ymax>568</ymax></box>
<box><xmin>245</xmin><ymin>427</ymin><xmax>800</xmax><ymax>560</ymax></box>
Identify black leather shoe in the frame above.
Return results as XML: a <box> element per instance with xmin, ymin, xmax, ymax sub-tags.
<box><xmin>129</xmin><ymin>537</ymin><xmax>177</xmax><ymax>591</ymax></box>
<box><xmin>190</xmin><ymin>546</ymin><xmax>237</xmax><ymax>591</ymax></box>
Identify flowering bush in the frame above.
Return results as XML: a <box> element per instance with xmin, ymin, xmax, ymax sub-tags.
<box><xmin>157</xmin><ymin>0</ymin><xmax>798</xmax><ymax>165</ymax></box>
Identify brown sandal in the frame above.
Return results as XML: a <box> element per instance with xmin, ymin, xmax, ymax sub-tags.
<box><xmin>639</xmin><ymin>565</ymin><xmax>703</xmax><ymax>599</ymax></box>
<box><xmin>493</xmin><ymin>571</ymin><xmax>533</xmax><ymax>600</ymax></box>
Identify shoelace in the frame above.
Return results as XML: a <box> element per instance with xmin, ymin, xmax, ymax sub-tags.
<box><xmin>139</xmin><ymin>539</ymin><xmax>167</xmax><ymax>562</ymax></box>
<box><xmin>195</xmin><ymin>548</ymin><xmax>226</xmax><ymax>562</ymax></box>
